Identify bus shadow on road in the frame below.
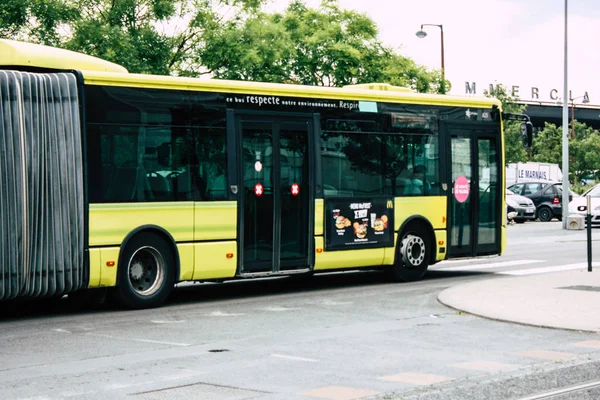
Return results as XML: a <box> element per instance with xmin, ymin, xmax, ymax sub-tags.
<box><xmin>0</xmin><ymin>269</ymin><xmax>492</xmax><ymax>321</ymax></box>
<box><xmin>166</xmin><ymin>268</ymin><xmax>492</xmax><ymax>306</ymax></box>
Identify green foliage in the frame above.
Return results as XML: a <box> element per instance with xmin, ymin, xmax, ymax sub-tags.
<box><xmin>200</xmin><ymin>0</ymin><xmax>446</xmax><ymax>91</ymax></box>
<box><xmin>533</xmin><ymin>120</ymin><xmax>600</xmax><ymax>184</ymax></box>
<box><xmin>0</xmin><ymin>0</ymin><xmax>79</xmax><ymax>45</ymax></box>
<box><xmin>484</xmin><ymin>84</ymin><xmax>527</xmax><ymax>163</ymax></box>
<box><xmin>1</xmin><ymin>0</ymin><xmax>444</xmax><ymax>90</ymax></box>
<box><xmin>532</xmin><ymin>122</ymin><xmax>561</xmax><ymax>164</ymax></box>
<box><xmin>0</xmin><ymin>0</ymin><xmax>266</xmax><ymax>74</ymax></box>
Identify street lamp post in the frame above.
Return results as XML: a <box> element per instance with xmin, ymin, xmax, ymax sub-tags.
<box><xmin>570</xmin><ymin>95</ymin><xmax>590</xmax><ymax>139</ymax></box>
<box><xmin>561</xmin><ymin>0</ymin><xmax>569</xmax><ymax>229</ymax></box>
<box><xmin>416</xmin><ymin>24</ymin><xmax>445</xmax><ymax>94</ymax></box>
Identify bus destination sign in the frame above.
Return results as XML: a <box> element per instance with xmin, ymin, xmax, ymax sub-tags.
<box><xmin>325</xmin><ymin>197</ymin><xmax>394</xmax><ymax>251</ymax></box>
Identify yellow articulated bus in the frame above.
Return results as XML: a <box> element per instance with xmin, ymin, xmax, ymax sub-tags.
<box><xmin>0</xmin><ymin>39</ymin><xmax>505</xmax><ymax>309</ymax></box>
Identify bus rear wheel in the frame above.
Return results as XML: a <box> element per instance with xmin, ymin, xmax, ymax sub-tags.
<box><xmin>112</xmin><ymin>232</ymin><xmax>175</xmax><ymax>309</ymax></box>
<box><xmin>388</xmin><ymin>224</ymin><xmax>431</xmax><ymax>282</ymax></box>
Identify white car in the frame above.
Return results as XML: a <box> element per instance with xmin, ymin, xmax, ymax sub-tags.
<box><xmin>568</xmin><ymin>184</ymin><xmax>600</xmax><ymax>226</ymax></box>
<box><xmin>506</xmin><ymin>189</ymin><xmax>536</xmax><ymax>223</ymax></box>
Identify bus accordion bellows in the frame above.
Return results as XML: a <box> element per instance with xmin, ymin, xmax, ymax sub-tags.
<box><xmin>0</xmin><ymin>39</ymin><xmax>505</xmax><ymax>309</ymax></box>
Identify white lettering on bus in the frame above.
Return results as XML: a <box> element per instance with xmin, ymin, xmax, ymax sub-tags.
<box><xmin>245</xmin><ymin>96</ymin><xmax>281</xmax><ymax>107</ymax></box>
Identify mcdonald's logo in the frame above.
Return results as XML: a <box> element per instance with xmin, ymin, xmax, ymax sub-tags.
<box><xmin>386</xmin><ymin>200</ymin><xmax>394</xmax><ymax>209</ymax></box>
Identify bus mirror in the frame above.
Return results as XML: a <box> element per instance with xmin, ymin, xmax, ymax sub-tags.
<box><xmin>521</xmin><ymin>122</ymin><xmax>533</xmax><ymax>148</ymax></box>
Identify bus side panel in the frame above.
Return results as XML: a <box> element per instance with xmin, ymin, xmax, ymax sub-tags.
<box><xmin>393</xmin><ymin>197</ymin><xmax>447</xmax><ymax>232</ymax></box>
<box><xmin>89</xmin><ymin>202</ymin><xmax>195</xmax><ymax>246</ymax></box>
<box><xmin>87</xmin><ymin>247</ymin><xmax>120</xmax><ymax>288</ymax></box>
<box><xmin>89</xmin><ymin>202</ymin><xmax>195</xmax><ymax>282</ymax></box>
<box><xmin>192</xmin><ymin>242</ymin><xmax>237</xmax><ymax>280</ymax></box>
<box><xmin>314</xmin><ymin>237</ymin><xmax>385</xmax><ymax>270</ymax></box>
<box><xmin>383</xmin><ymin>234</ymin><xmax>397</xmax><ymax>265</ymax></box>
<box><xmin>391</xmin><ymin>196</ymin><xmax>447</xmax><ymax>263</ymax></box>
<box><xmin>178</xmin><ymin>244</ymin><xmax>195</xmax><ymax>281</ymax></box>
<box><xmin>194</xmin><ymin>201</ymin><xmax>237</xmax><ymax>241</ymax></box>
<box><xmin>88</xmin><ymin>249</ymin><xmax>101</xmax><ymax>287</ymax></box>
<box><xmin>314</xmin><ymin>199</ymin><xmax>324</xmax><ymax>236</ymax></box>
<box><xmin>434</xmin><ymin>230</ymin><xmax>447</xmax><ymax>262</ymax></box>
<box><xmin>191</xmin><ymin>201</ymin><xmax>237</xmax><ymax>281</ymax></box>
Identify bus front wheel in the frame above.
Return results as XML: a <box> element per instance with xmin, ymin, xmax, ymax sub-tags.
<box><xmin>112</xmin><ymin>232</ymin><xmax>175</xmax><ymax>309</ymax></box>
<box><xmin>388</xmin><ymin>224</ymin><xmax>431</xmax><ymax>282</ymax></box>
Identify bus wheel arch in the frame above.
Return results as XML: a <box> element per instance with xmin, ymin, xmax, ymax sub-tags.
<box><xmin>388</xmin><ymin>217</ymin><xmax>435</xmax><ymax>282</ymax></box>
<box><xmin>113</xmin><ymin>227</ymin><xmax>178</xmax><ymax>309</ymax></box>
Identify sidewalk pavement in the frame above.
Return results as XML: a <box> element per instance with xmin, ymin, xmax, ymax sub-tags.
<box><xmin>437</xmin><ymin>268</ymin><xmax>600</xmax><ymax>333</ymax></box>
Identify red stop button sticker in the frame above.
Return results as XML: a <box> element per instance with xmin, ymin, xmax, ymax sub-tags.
<box><xmin>454</xmin><ymin>176</ymin><xmax>470</xmax><ymax>203</ymax></box>
<box><xmin>291</xmin><ymin>183</ymin><xmax>300</xmax><ymax>196</ymax></box>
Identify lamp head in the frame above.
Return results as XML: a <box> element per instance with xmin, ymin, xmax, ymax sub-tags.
<box><xmin>583</xmin><ymin>97</ymin><xmax>590</xmax><ymax>104</ymax></box>
<box><xmin>416</xmin><ymin>30</ymin><xmax>427</xmax><ymax>39</ymax></box>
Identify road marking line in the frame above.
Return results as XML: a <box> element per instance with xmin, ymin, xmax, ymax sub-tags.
<box><xmin>261</xmin><ymin>306</ymin><xmax>301</xmax><ymax>312</ymax></box>
<box><xmin>87</xmin><ymin>333</ymin><xmax>191</xmax><ymax>347</ymax></box>
<box><xmin>498</xmin><ymin>263</ymin><xmax>599</xmax><ymax>275</ymax></box>
<box><xmin>209</xmin><ymin>311</ymin><xmax>245</xmax><ymax>317</ymax></box>
<box><xmin>378</xmin><ymin>372</ymin><xmax>454</xmax><ymax>385</ymax></box>
<box><xmin>436</xmin><ymin>259</ymin><xmax>545</xmax><ymax>271</ymax></box>
<box><xmin>271</xmin><ymin>354</ymin><xmax>319</xmax><ymax>363</ymax></box>
<box><xmin>151</xmin><ymin>320</ymin><xmax>187</xmax><ymax>324</ymax></box>
<box><xmin>322</xmin><ymin>300</ymin><xmax>353</xmax><ymax>305</ymax></box>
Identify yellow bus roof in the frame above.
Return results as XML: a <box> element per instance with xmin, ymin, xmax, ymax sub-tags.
<box><xmin>82</xmin><ymin>70</ymin><xmax>501</xmax><ymax>109</ymax></box>
<box><xmin>0</xmin><ymin>39</ymin><xmax>500</xmax><ymax>109</ymax></box>
<box><xmin>0</xmin><ymin>39</ymin><xmax>128</xmax><ymax>73</ymax></box>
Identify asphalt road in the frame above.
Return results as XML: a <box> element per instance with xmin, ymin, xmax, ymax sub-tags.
<box><xmin>1</xmin><ymin>221</ymin><xmax>599</xmax><ymax>400</ymax></box>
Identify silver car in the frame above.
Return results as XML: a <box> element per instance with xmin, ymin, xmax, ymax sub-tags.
<box><xmin>506</xmin><ymin>189</ymin><xmax>536</xmax><ymax>223</ymax></box>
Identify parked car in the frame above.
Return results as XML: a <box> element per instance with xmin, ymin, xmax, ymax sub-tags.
<box><xmin>507</xmin><ymin>181</ymin><xmax>573</xmax><ymax>222</ymax></box>
<box><xmin>506</xmin><ymin>189</ymin><xmax>536</xmax><ymax>223</ymax></box>
<box><xmin>568</xmin><ymin>183</ymin><xmax>600</xmax><ymax>226</ymax></box>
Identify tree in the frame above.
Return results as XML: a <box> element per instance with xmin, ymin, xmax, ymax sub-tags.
<box><xmin>567</xmin><ymin>122</ymin><xmax>600</xmax><ymax>184</ymax></box>
<box><xmin>200</xmin><ymin>0</ymin><xmax>446</xmax><ymax>91</ymax></box>
<box><xmin>1</xmin><ymin>0</ymin><xmax>266</xmax><ymax>75</ymax></box>
<box><xmin>484</xmin><ymin>84</ymin><xmax>527</xmax><ymax>163</ymax></box>
<box><xmin>531</xmin><ymin>122</ymin><xmax>562</xmax><ymax>165</ymax></box>
<box><xmin>0</xmin><ymin>0</ymin><xmax>79</xmax><ymax>45</ymax></box>
<box><xmin>2</xmin><ymin>0</ymin><xmax>445</xmax><ymax>91</ymax></box>
<box><xmin>532</xmin><ymin>120</ymin><xmax>600</xmax><ymax>184</ymax></box>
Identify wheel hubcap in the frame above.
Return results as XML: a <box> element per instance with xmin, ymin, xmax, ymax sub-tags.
<box><xmin>127</xmin><ymin>246</ymin><xmax>165</xmax><ymax>296</ymax></box>
<box><xmin>543</xmin><ymin>210</ymin><xmax>549</xmax><ymax>219</ymax></box>
<box><xmin>402</xmin><ymin>234</ymin><xmax>426</xmax><ymax>268</ymax></box>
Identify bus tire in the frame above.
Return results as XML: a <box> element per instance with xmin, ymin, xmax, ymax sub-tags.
<box><xmin>388</xmin><ymin>223</ymin><xmax>431</xmax><ymax>282</ymax></box>
<box><xmin>112</xmin><ymin>232</ymin><xmax>175</xmax><ymax>309</ymax></box>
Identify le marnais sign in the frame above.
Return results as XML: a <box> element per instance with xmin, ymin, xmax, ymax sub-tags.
<box><xmin>465</xmin><ymin>82</ymin><xmax>590</xmax><ymax>103</ymax></box>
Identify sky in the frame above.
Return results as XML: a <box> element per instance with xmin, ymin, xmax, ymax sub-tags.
<box><xmin>266</xmin><ymin>0</ymin><xmax>600</xmax><ymax>105</ymax></box>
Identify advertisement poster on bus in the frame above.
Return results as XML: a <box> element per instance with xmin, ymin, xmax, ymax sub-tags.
<box><xmin>325</xmin><ymin>197</ymin><xmax>394</xmax><ymax>250</ymax></box>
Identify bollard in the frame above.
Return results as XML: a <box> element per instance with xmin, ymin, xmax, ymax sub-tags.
<box><xmin>587</xmin><ymin>195</ymin><xmax>593</xmax><ymax>272</ymax></box>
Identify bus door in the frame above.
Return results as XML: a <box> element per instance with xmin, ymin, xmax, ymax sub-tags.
<box><xmin>446</xmin><ymin>127</ymin><xmax>501</xmax><ymax>257</ymax></box>
<box><xmin>235</xmin><ymin>115</ymin><xmax>314</xmax><ymax>274</ymax></box>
